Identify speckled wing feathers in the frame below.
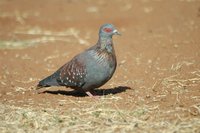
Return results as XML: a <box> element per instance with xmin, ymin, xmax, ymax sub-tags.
<box><xmin>57</xmin><ymin>57</ymin><xmax>86</xmax><ymax>88</ymax></box>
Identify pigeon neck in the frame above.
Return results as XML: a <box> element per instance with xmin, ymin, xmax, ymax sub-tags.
<box><xmin>97</xmin><ymin>36</ymin><xmax>114</xmax><ymax>53</ymax></box>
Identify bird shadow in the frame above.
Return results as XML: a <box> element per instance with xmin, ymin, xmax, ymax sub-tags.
<box><xmin>42</xmin><ymin>86</ymin><xmax>131</xmax><ymax>97</ymax></box>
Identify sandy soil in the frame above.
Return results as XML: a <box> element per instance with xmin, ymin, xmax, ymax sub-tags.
<box><xmin>0</xmin><ymin>0</ymin><xmax>200</xmax><ymax>132</ymax></box>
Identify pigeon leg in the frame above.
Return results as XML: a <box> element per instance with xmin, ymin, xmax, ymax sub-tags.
<box><xmin>85</xmin><ymin>91</ymin><xmax>94</xmax><ymax>97</ymax></box>
<box><xmin>85</xmin><ymin>91</ymin><xmax>100</xmax><ymax>99</ymax></box>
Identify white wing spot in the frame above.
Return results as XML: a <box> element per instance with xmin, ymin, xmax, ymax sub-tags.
<box><xmin>73</xmin><ymin>72</ymin><xmax>75</xmax><ymax>76</ymax></box>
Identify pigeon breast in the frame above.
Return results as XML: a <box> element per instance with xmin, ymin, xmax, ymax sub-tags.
<box><xmin>81</xmin><ymin>47</ymin><xmax>117</xmax><ymax>91</ymax></box>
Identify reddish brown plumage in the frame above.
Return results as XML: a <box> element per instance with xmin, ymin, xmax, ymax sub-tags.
<box><xmin>58</xmin><ymin>58</ymin><xmax>86</xmax><ymax>88</ymax></box>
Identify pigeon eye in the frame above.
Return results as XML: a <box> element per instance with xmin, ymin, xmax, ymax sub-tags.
<box><xmin>103</xmin><ymin>28</ymin><xmax>112</xmax><ymax>33</ymax></box>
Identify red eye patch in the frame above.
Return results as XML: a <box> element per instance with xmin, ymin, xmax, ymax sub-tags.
<box><xmin>103</xmin><ymin>28</ymin><xmax>112</xmax><ymax>33</ymax></box>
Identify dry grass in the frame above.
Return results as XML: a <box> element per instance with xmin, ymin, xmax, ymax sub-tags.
<box><xmin>0</xmin><ymin>101</ymin><xmax>200</xmax><ymax>133</ymax></box>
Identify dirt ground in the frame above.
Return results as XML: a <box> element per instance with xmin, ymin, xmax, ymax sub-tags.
<box><xmin>0</xmin><ymin>0</ymin><xmax>200</xmax><ymax>132</ymax></box>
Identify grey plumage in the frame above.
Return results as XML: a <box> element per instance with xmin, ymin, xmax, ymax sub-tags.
<box><xmin>37</xmin><ymin>24</ymin><xmax>121</xmax><ymax>97</ymax></box>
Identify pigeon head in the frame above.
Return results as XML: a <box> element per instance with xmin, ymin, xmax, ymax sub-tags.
<box><xmin>99</xmin><ymin>24</ymin><xmax>121</xmax><ymax>38</ymax></box>
<box><xmin>97</xmin><ymin>24</ymin><xmax>120</xmax><ymax>52</ymax></box>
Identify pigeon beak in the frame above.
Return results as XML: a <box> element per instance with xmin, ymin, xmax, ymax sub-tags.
<box><xmin>113</xmin><ymin>29</ymin><xmax>121</xmax><ymax>36</ymax></box>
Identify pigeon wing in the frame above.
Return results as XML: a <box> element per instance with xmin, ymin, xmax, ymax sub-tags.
<box><xmin>57</xmin><ymin>57</ymin><xmax>86</xmax><ymax>88</ymax></box>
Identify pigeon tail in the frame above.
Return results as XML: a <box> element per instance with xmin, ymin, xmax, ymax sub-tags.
<box><xmin>37</xmin><ymin>72</ymin><xmax>60</xmax><ymax>89</ymax></box>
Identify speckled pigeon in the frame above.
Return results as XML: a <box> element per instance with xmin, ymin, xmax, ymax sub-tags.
<box><xmin>37</xmin><ymin>24</ymin><xmax>121</xmax><ymax>97</ymax></box>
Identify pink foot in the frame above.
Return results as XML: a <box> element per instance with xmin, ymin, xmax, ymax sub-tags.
<box><xmin>85</xmin><ymin>91</ymin><xmax>100</xmax><ymax>99</ymax></box>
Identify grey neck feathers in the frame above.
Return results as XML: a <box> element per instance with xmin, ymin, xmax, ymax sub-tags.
<box><xmin>97</xmin><ymin>36</ymin><xmax>114</xmax><ymax>53</ymax></box>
